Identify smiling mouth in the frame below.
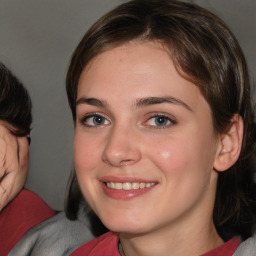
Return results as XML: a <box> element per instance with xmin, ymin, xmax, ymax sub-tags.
<box><xmin>105</xmin><ymin>182</ymin><xmax>156</xmax><ymax>190</ymax></box>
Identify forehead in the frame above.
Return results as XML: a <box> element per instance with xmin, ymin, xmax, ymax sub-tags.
<box><xmin>80</xmin><ymin>41</ymin><xmax>173</xmax><ymax>83</ymax></box>
<box><xmin>77</xmin><ymin>41</ymin><xmax>207</xmax><ymax>111</ymax></box>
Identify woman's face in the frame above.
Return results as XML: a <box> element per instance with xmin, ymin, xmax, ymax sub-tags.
<box><xmin>74</xmin><ymin>41</ymin><xmax>221</xmax><ymax>235</ymax></box>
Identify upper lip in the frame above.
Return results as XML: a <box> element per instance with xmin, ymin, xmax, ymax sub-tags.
<box><xmin>99</xmin><ymin>176</ymin><xmax>157</xmax><ymax>184</ymax></box>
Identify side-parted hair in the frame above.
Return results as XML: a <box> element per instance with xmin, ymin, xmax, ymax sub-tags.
<box><xmin>0</xmin><ymin>62</ymin><xmax>32</xmax><ymax>136</ymax></box>
<box><xmin>65</xmin><ymin>0</ymin><xmax>256</xmax><ymax>240</ymax></box>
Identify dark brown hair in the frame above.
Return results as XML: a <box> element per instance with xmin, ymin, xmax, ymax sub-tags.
<box><xmin>0</xmin><ymin>62</ymin><xmax>32</xmax><ymax>136</ymax></box>
<box><xmin>65</xmin><ymin>0</ymin><xmax>256</xmax><ymax>239</ymax></box>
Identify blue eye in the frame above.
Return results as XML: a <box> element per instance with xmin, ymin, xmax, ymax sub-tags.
<box><xmin>82</xmin><ymin>114</ymin><xmax>110</xmax><ymax>126</ymax></box>
<box><xmin>146</xmin><ymin>115</ymin><xmax>175</xmax><ymax>127</ymax></box>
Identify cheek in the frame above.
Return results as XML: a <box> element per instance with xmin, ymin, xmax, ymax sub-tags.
<box><xmin>147</xmin><ymin>133</ymin><xmax>215</xmax><ymax>181</ymax></box>
<box><xmin>73</xmin><ymin>132</ymin><xmax>103</xmax><ymax>209</ymax></box>
<box><xmin>151</xmin><ymin>135</ymin><xmax>217</xmax><ymax>205</ymax></box>
<box><xmin>74</xmin><ymin>132</ymin><xmax>101</xmax><ymax>176</ymax></box>
<box><xmin>151</xmin><ymin>138</ymin><xmax>190</xmax><ymax>171</ymax></box>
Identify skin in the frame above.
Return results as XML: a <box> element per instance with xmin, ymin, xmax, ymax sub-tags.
<box><xmin>0</xmin><ymin>122</ymin><xmax>29</xmax><ymax>211</ymax></box>
<box><xmin>74</xmin><ymin>41</ymin><xmax>226</xmax><ymax>256</ymax></box>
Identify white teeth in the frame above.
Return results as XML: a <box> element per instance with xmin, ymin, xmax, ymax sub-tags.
<box><xmin>106</xmin><ymin>182</ymin><xmax>155</xmax><ymax>190</ymax></box>
<box><xmin>139</xmin><ymin>183</ymin><xmax>145</xmax><ymax>189</ymax></box>
<box><xmin>132</xmin><ymin>182</ymin><xmax>140</xmax><ymax>189</ymax></box>
<box><xmin>123</xmin><ymin>182</ymin><xmax>131</xmax><ymax>190</ymax></box>
<box><xmin>115</xmin><ymin>183</ymin><xmax>123</xmax><ymax>189</ymax></box>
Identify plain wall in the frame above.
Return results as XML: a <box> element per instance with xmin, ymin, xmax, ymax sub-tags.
<box><xmin>0</xmin><ymin>0</ymin><xmax>255</xmax><ymax>210</ymax></box>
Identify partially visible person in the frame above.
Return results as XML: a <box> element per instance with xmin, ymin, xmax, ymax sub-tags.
<box><xmin>0</xmin><ymin>62</ymin><xmax>96</xmax><ymax>256</ymax></box>
<box><xmin>0</xmin><ymin>61</ymin><xmax>31</xmax><ymax>211</ymax></box>
<box><xmin>0</xmin><ymin>62</ymin><xmax>56</xmax><ymax>256</ymax></box>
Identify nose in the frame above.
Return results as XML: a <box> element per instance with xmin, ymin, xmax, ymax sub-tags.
<box><xmin>102</xmin><ymin>125</ymin><xmax>142</xmax><ymax>167</ymax></box>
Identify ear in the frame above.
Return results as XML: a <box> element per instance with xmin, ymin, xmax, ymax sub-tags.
<box><xmin>214</xmin><ymin>114</ymin><xmax>244</xmax><ymax>172</ymax></box>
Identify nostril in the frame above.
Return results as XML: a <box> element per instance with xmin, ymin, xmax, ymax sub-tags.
<box><xmin>102</xmin><ymin>157</ymin><xmax>134</xmax><ymax>167</ymax></box>
<box><xmin>120</xmin><ymin>159</ymin><xmax>133</xmax><ymax>166</ymax></box>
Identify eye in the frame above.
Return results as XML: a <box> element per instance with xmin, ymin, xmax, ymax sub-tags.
<box><xmin>81</xmin><ymin>114</ymin><xmax>110</xmax><ymax>127</ymax></box>
<box><xmin>144</xmin><ymin>115</ymin><xmax>176</xmax><ymax>128</ymax></box>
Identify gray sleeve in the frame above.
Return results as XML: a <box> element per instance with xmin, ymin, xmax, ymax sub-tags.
<box><xmin>8</xmin><ymin>212</ymin><xmax>95</xmax><ymax>256</ymax></box>
<box><xmin>233</xmin><ymin>235</ymin><xmax>256</xmax><ymax>256</ymax></box>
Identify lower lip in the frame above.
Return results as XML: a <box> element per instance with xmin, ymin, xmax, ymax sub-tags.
<box><xmin>101</xmin><ymin>183</ymin><xmax>156</xmax><ymax>200</ymax></box>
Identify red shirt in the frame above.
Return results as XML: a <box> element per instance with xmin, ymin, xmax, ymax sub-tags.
<box><xmin>0</xmin><ymin>189</ymin><xmax>55</xmax><ymax>256</ymax></box>
<box><xmin>71</xmin><ymin>231</ymin><xmax>240</xmax><ymax>256</ymax></box>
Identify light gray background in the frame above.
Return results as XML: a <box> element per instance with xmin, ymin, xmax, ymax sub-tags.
<box><xmin>0</xmin><ymin>0</ymin><xmax>255</xmax><ymax>210</ymax></box>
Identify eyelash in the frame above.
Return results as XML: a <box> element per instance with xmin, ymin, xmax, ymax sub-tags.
<box><xmin>79</xmin><ymin>113</ymin><xmax>176</xmax><ymax>129</ymax></box>
<box><xmin>143</xmin><ymin>114</ymin><xmax>176</xmax><ymax>129</ymax></box>
<box><xmin>80</xmin><ymin>113</ymin><xmax>110</xmax><ymax>128</ymax></box>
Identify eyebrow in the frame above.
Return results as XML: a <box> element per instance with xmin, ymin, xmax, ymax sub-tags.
<box><xmin>76</xmin><ymin>96</ymin><xmax>192</xmax><ymax>111</ymax></box>
<box><xmin>76</xmin><ymin>97</ymin><xmax>109</xmax><ymax>108</ymax></box>
<box><xmin>135</xmin><ymin>96</ymin><xmax>192</xmax><ymax>111</ymax></box>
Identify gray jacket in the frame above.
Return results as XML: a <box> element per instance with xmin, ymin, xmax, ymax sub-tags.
<box><xmin>8</xmin><ymin>211</ymin><xmax>95</xmax><ymax>256</ymax></box>
<box><xmin>233</xmin><ymin>235</ymin><xmax>256</xmax><ymax>256</ymax></box>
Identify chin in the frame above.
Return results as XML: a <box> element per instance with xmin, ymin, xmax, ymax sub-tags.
<box><xmin>100</xmin><ymin>214</ymin><xmax>151</xmax><ymax>235</ymax></box>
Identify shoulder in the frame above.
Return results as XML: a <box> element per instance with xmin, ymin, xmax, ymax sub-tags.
<box><xmin>0</xmin><ymin>189</ymin><xmax>55</xmax><ymax>218</ymax></box>
<box><xmin>0</xmin><ymin>189</ymin><xmax>55</xmax><ymax>256</ymax></box>
<box><xmin>9</xmin><ymin>211</ymin><xmax>95</xmax><ymax>256</ymax></box>
<box><xmin>233</xmin><ymin>235</ymin><xmax>256</xmax><ymax>256</ymax></box>
<box><xmin>71</xmin><ymin>231</ymin><xmax>120</xmax><ymax>256</ymax></box>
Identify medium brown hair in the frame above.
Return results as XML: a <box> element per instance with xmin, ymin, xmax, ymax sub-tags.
<box><xmin>65</xmin><ymin>0</ymin><xmax>256</xmax><ymax>239</ymax></box>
